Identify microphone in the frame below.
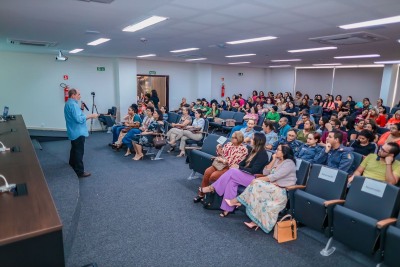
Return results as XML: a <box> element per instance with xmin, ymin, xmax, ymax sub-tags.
<box><xmin>82</xmin><ymin>101</ymin><xmax>89</xmax><ymax>111</ymax></box>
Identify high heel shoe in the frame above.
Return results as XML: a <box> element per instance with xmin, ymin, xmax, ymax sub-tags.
<box><xmin>132</xmin><ymin>154</ymin><xmax>144</xmax><ymax>160</ymax></box>
<box><xmin>167</xmin><ymin>145</ymin><xmax>176</xmax><ymax>153</ymax></box>
<box><xmin>176</xmin><ymin>152</ymin><xmax>185</xmax><ymax>157</ymax></box>
<box><xmin>124</xmin><ymin>151</ymin><xmax>132</xmax><ymax>157</ymax></box>
<box><xmin>199</xmin><ymin>186</ymin><xmax>214</xmax><ymax>194</ymax></box>
<box><xmin>244</xmin><ymin>221</ymin><xmax>259</xmax><ymax>231</ymax></box>
<box><xmin>193</xmin><ymin>195</ymin><xmax>204</xmax><ymax>203</ymax></box>
<box><xmin>219</xmin><ymin>211</ymin><xmax>230</xmax><ymax>217</ymax></box>
<box><xmin>225</xmin><ymin>199</ymin><xmax>241</xmax><ymax>207</ymax></box>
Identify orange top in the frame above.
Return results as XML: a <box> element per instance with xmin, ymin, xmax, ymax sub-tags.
<box><xmin>377</xmin><ymin>131</ymin><xmax>400</xmax><ymax>146</ymax></box>
<box><xmin>387</xmin><ymin>117</ymin><xmax>400</xmax><ymax>125</ymax></box>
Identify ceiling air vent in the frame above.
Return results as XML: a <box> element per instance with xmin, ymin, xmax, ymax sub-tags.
<box><xmin>78</xmin><ymin>0</ymin><xmax>115</xmax><ymax>3</ymax></box>
<box><xmin>309</xmin><ymin>32</ymin><xmax>387</xmax><ymax>45</ymax></box>
<box><xmin>7</xmin><ymin>38</ymin><xmax>57</xmax><ymax>47</ymax></box>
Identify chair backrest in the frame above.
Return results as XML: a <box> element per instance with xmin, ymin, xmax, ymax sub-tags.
<box><xmin>384</xmin><ymin>105</ymin><xmax>390</xmax><ymax>115</ymax></box>
<box><xmin>202</xmin><ymin>119</ymin><xmax>209</xmax><ymax>134</ymax></box>
<box><xmin>390</xmin><ymin>107</ymin><xmax>400</xmax><ymax>114</ymax></box>
<box><xmin>167</xmin><ymin>112</ymin><xmax>181</xmax><ymax>124</ymax></box>
<box><xmin>345</xmin><ymin>176</ymin><xmax>400</xmax><ymax>220</ymax></box>
<box><xmin>348</xmin><ymin>152</ymin><xmax>363</xmax><ymax>174</ymax></box>
<box><xmin>377</xmin><ymin>127</ymin><xmax>390</xmax><ymax>135</ymax></box>
<box><xmin>201</xmin><ymin>134</ymin><xmax>223</xmax><ymax>155</ymax></box>
<box><xmin>257</xmin><ymin>113</ymin><xmax>266</xmax><ymax>126</ymax></box>
<box><xmin>295</xmin><ymin>159</ymin><xmax>311</xmax><ymax>186</ymax></box>
<box><xmin>305</xmin><ymin>164</ymin><xmax>348</xmax><ymax>200</ymax></box>
<box><xmin>233</xmin><ymin>112</ymin><xmax>245</xmax><ymax>124</ymax></box>
<box><xmin>218</xmin><ymin>110</ymin><xmax>235</xmax><ymax>120</ymax></box>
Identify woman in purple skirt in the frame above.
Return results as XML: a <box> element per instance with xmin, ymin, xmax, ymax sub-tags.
<box><xmin>200</xmin><ymin>132</ymin><xmax>270</xmax><ymax>217</ymax></box>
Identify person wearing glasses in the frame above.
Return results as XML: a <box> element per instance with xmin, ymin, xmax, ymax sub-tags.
<box><xmin>193</xmin><ymin>131</ymin><xmax>248</xmax><ymax>203</ymax></box>
<box><xmin>199</xmin><ymin>133</ymin><xmax>270</xmax><ymax>217</ymax></box>
<box><xmin>378</xmin><ymin>123</ymin><xmax>400</xmax><ymax>147</ymax></box>
<box><xmin>268</xmin><ymin>129</ymin><xmax>302</xmax><ymax>155</ymax></box>
<box><xmin>224</xmin><ymin>145</ymin><xmax>297</xmax><ymax>233</ymax></box>
<box><xmin>348</xmin><ymin>142</ymin><xmax>400</xmax><ymax>185</ymax></box>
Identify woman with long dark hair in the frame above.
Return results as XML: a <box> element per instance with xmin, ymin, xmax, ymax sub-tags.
<box><xmin>150</xmin><ymin>89</ymin><xmax>159</xmax><ymax>109</ymax></box>
<box><xmin>225</xmin><ymin>144</ymin><xmax>297</xmax><ymax>233</ymax></box>
<box><xmin>200</xmin><ymin>133</ymin><xmax>269</xmax><ymax>217</ymax></box>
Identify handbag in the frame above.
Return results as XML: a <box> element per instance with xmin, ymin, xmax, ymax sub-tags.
<box><xmin>273</xmin><ymin>214</ymin><xmax>297</xmax><ymax>243</ymax></box>
<box><xmin>121</xmin><ymin>127</ymin><xmax>132</xmax><ymax>133</ymax></box>
<box><xmin>153</xmin><ymin>134</ymin><xmax>166</xmax><ymax>148</ymax></box>
<box><xmin>202</xmin><ymin>192</ymin><xmax>223</xmax><ymax>210</ymax></box>
<box><xmin>212</xmin><ymin>157</ymin><xmax>228</xmax><ymax>171</ymax></box>
<box><xmin>213</xmin><ymin>118</ymin><xmax>224</xmax><ymax>125</ymax></box>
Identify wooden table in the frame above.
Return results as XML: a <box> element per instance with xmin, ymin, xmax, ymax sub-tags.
<box><xmin>0</xmin><ymin>115</ymin><xmax>64</xmax><ymax>267</ymax></box>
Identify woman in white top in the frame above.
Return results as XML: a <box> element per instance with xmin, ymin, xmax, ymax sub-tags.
<box><xmin>177</xmin><ymin>109</ymin><xmax>205</xmax><ymax>157</ymax></box>
<box><xmin>225</xmin><ymin>145</ymin><xmax>297</xmax><ymax>233</ymax></box>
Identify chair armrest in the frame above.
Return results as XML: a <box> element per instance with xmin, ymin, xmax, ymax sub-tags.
<box><xmin>377</xmin><ymin>218</ymin><xmax>397</xmax><ymax>229</ymax></box>
<box><xmin>254</xmin><ymin>174</ymin><xmax>264</xmax><ymax>178</ymax></box>
<box><xmin>324</xmin><ymin>199</ymin><xmax>345</xmax><ymax>207</ymax></box>
<box><xmin>185</xmin><ymin>147</ymin><xmax>202</xmax><ymax>150</ymax></box>
<box><xmin>285</xmin><ymin>185</ymin><xmax>306</xmax><ymax>191</ymax></box>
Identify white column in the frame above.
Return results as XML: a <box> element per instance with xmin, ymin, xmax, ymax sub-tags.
<box><xmin>380</xmin><ymin>64</ymin><xmax>399</xmax><ymax>108</ymax></box>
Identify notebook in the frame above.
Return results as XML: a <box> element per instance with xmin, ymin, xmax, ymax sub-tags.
<box><xmin>3</xmin><ymin>106</ymin><xmax>9</xmax><ymax>118</ymax></box>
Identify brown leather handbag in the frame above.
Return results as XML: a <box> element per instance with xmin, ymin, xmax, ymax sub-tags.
<box><xmin>273</xmin><ymin>214</ymin><xmax>297</xmax><ymax>243</ymax></box>
<box><xmin>153</xmin><ymin>134</ymin><xmax>166</xmax><ymax>148</ymax></box>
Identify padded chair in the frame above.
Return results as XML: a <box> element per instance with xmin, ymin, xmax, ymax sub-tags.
<box><xmin>348</xmin><ymin>151</ymin><xmax>363</xmax><ymax>175</ymax></box>
<box><xmin>166</xmin><ymin>112</ymin><xmax>181</xmax><ymax>130</ymax></box>
<box><xmin>209</xmin><ymin>110</ymin><xmax>235</xmax><ymax>132</ymax></box>
<box><xmin>185</xmin><ymin>119</ymin><xmax>210</xmax><ymax>148</ymax></box>
<box><xmin>322</xmin><ymin>176</ymin><xmax>400</xmax><ymax>260</ymax></box>
<box><xmin>390</xmin><ymin>107</ymin><xmax>400</xmax><ymax>114</ymax></box>
<box><xmin>98</xmin><ymin>106</ymin><xmax>117</xmax><ymax>131</ymax></box>
<box><xmin>380</xmin><ymin>211</ymin><xmax>400</xmax><ymax>267</ymax></box>
<box><xmin>286</xmin><ymin>159</ymin><xmax>311</xmax><ymax>214</ymax></box>
<box><xmin>221</xmin><ymin>112</ymin><xmax>245</xmax><ymax>133</ymax></box>
<box><xmin>377</xmin><ymin>127</ymin><xmax>390</xmax><ymax>135</ymax></box>
<box><xmin>291</xmin><ymin>164</ymin><xmax>348</xmax><ymax>233</ymax></box>
<box><xmin>186</xmin><ymin>133</ymin><xmax>223</xmax><ymax>180</ymax></box>
<box><xmin>140</xmin><ymin>121</ymin><xmax>169</xmax><ymax>160</ymax></box>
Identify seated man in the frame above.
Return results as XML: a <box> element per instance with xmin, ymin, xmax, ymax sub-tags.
<box><xmin>348</xmin><ymin>142</ymin><xmax>400</xmax><ymax>185</ymax></box>
<box><xmin>294</xmin><ymin>112</ymin><xmax>314</xmax><ymax>130</ymax></box>
<box><xmin>314</xmin><ymin>130</ymin><xmax>354</xmax><ymax>173</ymax></box>
<box><xmin>268</xmin><ymin>129</ymin><xmax>302</xmax><ymax>155</ymax></box>
<box><xmin>277</xmin><ymin>117</ymin><xmax>291</xmax><ymax>138</ymax></box>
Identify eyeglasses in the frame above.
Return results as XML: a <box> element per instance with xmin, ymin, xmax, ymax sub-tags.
<box><xmin>380</xmin><ymin>147</ymin><xmax>389</xmax><ymax>153</ymax></box>
<box><xmin>231</xmin><ymin>136</ymin><xmax>237</xmax><ymax>139</ymax></box>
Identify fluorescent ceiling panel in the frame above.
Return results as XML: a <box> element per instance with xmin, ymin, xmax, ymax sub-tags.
<box><xmin>270</xmin><ymin>59</ymin><xmax>301</xmax><ymax>62</ymax></box>
<box><xmin>334</xmin><ymin>54</ymin><xmax>380</xmax><ymax>59</ymax></box>
<box><xmin>228</xmin><ymin>62</ymin><xmax>250</xmax><ymax>64</ymax></box>
<box><xmin>170</xmin><ymin>48</ymin><xmax>199</xmax><ymax>53</ymax></box>
<box><xmin>339</xmin><ymin>15</ymin><xmax>400</xmax><ymax>29</ymax></box>
<box><xmin>226</xmin><ymin>36</ymin><xmax>277</xmax><ymax>45</ymax></box>
<box><xmin>87</xmin><ymin>38</ymin><xmax>110</xmax><ymax>46</ymax></box>
<box><xmin>137</xmin><ymin>54</ymin><xmax>156</xmax><ymax>58</ymax></box>
<box><xmin>313</xmin><ymin>63</ymin><xmax>342</xmax><ymax>66</ymax></box>
<box><xmin>69</xmin><ymin>49</ymin><xmax>84</xmax><ymax>54</ymax></box>
<box><xmin>288</xmin><ymin>47</ymin><xmax>337</xmax><ymax>53</ymax></box>
<box><xmin>269</xmin><ymin>65</ymin><xmax>291</xmax><ymax>68</ymax></box>
<box><xmin>186</xmin><ymin>58</ymin><xmax>207</xmax><ymax>61</ymax></box>
<box><xmin>123</xmin><ymin>16</ymin><xmax>168</xmax><ymax>32</ymax></box>
<box><xmin>374</xmin><ymin>60</ymin><xmax>400</xmax><ymax>64</ymax></box>
<box><xmin>225</xmin><ymin>54</ymin><xmax>256</xmax><ymax>58</ymax></box>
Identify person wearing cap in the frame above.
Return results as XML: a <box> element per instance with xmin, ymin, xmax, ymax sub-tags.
<box><xmin>265</xmin><ymin>105</ymin><xmax>280</xmax><ymax>122</ymax></box>
<box><xmin>314</xmin><ymin>130</ymin><xmax>354</xmax><ymax>173</ymax></box>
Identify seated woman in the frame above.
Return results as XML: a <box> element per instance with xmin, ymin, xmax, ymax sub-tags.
<box><xmin>386</xmin><ymin>110</ymin><xmax>400</xmax><ymax>128</ymax></box>
<box><xmin>280</xmin><ymin>101</ymin><xmax>297</xmax><ymax>126</ymax></box>
<box><xmin>228</xmin><ymin>106</ymin><xmax>259</xmax><ymax>137</ymax></box>
<box><xmin>378</xmin><ymin>123</ymin><xmax>400</xmax><ymax>147</ymax></box>
<box><xmin>131</xmin><ymin>109</ymin><xmax>165</xmax><ymax>160</ymax></box>
<box><xmin>160</xmin><ymin>105</ymin><xmax>168</xmax><ymax>121</ymax></box>
<box><xmin>298</xmin><ymin>98</ymin><xmax>310</xmax><ymax>116</ymax></box>
<box><xmin>176</xmin><ymin>109</ymin><xmax>206</xmax><ymax>157</ymax></box>
<box><xmin>364</xmin><ymin>120</ymin><xmax>379</xmax><ymax>143</ymax></box>
<box><xmin>350</xmin><ymin>129</ymin><xmax>377</xmax><ymax>156</ymax></box>
<box><xmin>225</xmin><ymin>145</ymin><xmax>297</xmax><ymax>233</ymax></box>
<box><xmin>110</xmin><ymin>104</ymin><xmax>142</xmax><ymax>147</ymax></box>
<box><xmin>295</xmin><ymin>132</ymin><xmax>322</xmax><ymax>163</ymax></box>
<box><xmin>296</xmin><ymin>120</ymin><xmax>315</xmax><ymax>143</ymax></box>
<box><xmin>316</xmin><ymin>116</ymin><xmax>329</xmax><ymax>135</ymax></box>
<box><xmin>200</xmin><ymin>133</ymin><xmax>270</xmax><ymax>217</ymax></box>
<box><xmin>193</xmin><ymin>131</ymin><xmax>248</xmax><ymax>203</ymax></box>
<box><xmin>166</xmin><ymin>107</ymin><xmax>192</xmax><ymax>150</ymax></box>
<box><xmin>204</xmin><ymin>102</ymin><xmax>219</xmax><ymax>121</ymax></box>
<box><xmin>376</xmin><ymin>106</ymin><xmax>388</xmax><ymax>127</ymax></box>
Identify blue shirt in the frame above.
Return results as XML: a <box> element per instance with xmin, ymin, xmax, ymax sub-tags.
<box><xmin>263</xmin><ymin>130</ymin><xmax>278</xmax><ymax>145</ymax></box>
<box><xmin>240</xmin><ymin>127</ymin><xmax>255</xmax><ymax>139</ymax></box>
<box><xmin>279</xmin><ymin>124</ymin><xmax>291</xmax><ymax>138</ymax></box>
<box><xmin>314</xmin><ymin>145</ymin><xmax>354</xmax><ymax>173</ymax></box>
<box><xmin>64</xmin><ymin>99</ymin><xmax>88</xmax><ymax>140</ymax></box>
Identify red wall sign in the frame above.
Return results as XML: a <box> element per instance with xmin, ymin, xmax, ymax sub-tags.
<box><xmin>63</xmin><ymin>75</ymin><xmax>68</xmax><ymax>80</ymax></box>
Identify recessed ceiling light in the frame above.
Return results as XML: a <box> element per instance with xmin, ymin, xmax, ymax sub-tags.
<box><xmin>123</xmin><ymin>16</ymin><xmax>168</xmax><ymax>32</ymax></box>
<box><xmin>336</xmin><ymin>65</ymin><xmax>384</xmax><ymax>68</ymax></box>
<box><xmin>334</xmin><ymin>54</ymin><xmax>380</xmax><ymax>59</ymax></box>
<box><xmin>269</xmin><ymin>65</ymin><xmax>291</xmax><ymax>68</ymax></box>
<box><xmin>270</xmin><ymin>59</ymin><xmax>301</xmax><ymax>62</ymax></box>
<box><xmin>69</xmin><ymin>49</ymin><xmax>84</xmax><ymax>54</ymax></box>
<box><xmin>374</xmin><ymin>60</ymin><xmax>400</xmax><ymax>64</ymax></box>
<box><xmin>228</xmin><ymin>62</ymin><xmax>251</xmax><ymax>65</ymax></box>
<box><xmin>186</xmin><ymin>58</ymin><xmax>207</xmax><ymax>61</ymax></box>
<box><xmin>288</xmin><ymin>47</ymin><xmax>337</xmax><ymax>53</ymax></box>
<box><xmin>225</xmin><ymin>54</ymin><xmax>256</xmax><ymax>58</ymax></box>
<box><xmin>339</xmin><ymin>15</ymin><xmax>400</xmax><ymax>30</ymax></box>
<box><xmin>87</xmin><ymin>38</ymin><xmax>110</xmax><ymax>46</ymax></box>
<box><xmin>398</xmin><ymin>39</ymin><xmax>400</xmax><ymax>43</ymax></box>
<box><xmin>313</xmin><ymin>63</ymin><xmax>342</xmax><ymax>66</ymax></box>
<box><xmin>296</xmin><ymin>66</ymin><xmax>335</xmax><ymax>69</ymax></box>
<box><xmin>137</xmin><ymin>54</ymin><xmax>156</xmax><ymax>58</ymax></box>
<box><xmin>226</xmin><ymin>36</ymin><xmax>277</xmax><ymax>45</ymax></box>
<box><xmin>170</xmin><ymin>48</ymin><xmax>199</xmax><ymax>53</ymax></box>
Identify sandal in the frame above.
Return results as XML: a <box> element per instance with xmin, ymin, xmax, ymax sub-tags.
<box><xmin>167</xmin><ymin>146</ymin><xmax>176</xmax><ymax>153</ymax></box>
<box><xmin>199</xmin><ymin>186</ymin><xmax>214</xmax><ymax>194</ymax></box>
<box><xmin>193</xmin><ymin>195</ymin><xmax>204</xmax><ymax>203</ymax></box>
<box><xmin>219</xmin><ymin>211</ymin><xmax>230</xmax><ymax>217</ymax></box>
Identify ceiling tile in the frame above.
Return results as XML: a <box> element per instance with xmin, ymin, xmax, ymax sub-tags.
<box><xmin>293</xmin><ymin>1</ymin><xmax>353</xmax><ymax>18</ymax></box>
<box><xmin>253</xmin><ymin>0</ymin><xmax>318</xmax><ymax>9</ymax></box>
<box><xmin>189</xmin><ymin>13</ymin><xmax>237</xmax><ymax>25</ymax></box>
<box><xmin>216</xmin><ymin>3</ymin><xmax>274</xmax><ymax>19</ymax></box>
<box><xmin>168</xmin><ymin>22</ymin><xmax>210</xmax><ymax>31</ymax></box>
<box><xmin>171</xmin><ymin>0</ymin><xmax>237</xmax><ymax>10</ymax></box>
<box><xmin>253</xmin><ymin>12</ymin><xmax>306</xmax><ymax>25</ymax></box>
<box><xmin>151</xmin><ymin>4</ymin><xmax>203</xmax><ymax>19</ymax></box>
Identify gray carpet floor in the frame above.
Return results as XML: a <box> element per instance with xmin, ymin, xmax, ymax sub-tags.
<box><xmin>36</xmin><ymin>132</ymin><xmax>376</xmax><ymax>267</ymax></box>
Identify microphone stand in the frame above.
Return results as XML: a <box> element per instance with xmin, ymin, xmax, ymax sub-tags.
<box><xmin>90</xmin><ymin>93</ymin><xmax>99</xmax><ymax>134</ymax></box>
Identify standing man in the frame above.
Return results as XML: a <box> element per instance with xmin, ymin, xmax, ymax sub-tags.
<box><xmin>64</xmin><ymin>88</ymin><xmax>99</xmax><ymax>178</ymax></box>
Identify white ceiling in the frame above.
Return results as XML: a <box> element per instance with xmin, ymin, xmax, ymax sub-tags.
<box><xmin>1</xmin><ymin>0</ymin><xmax>400</xmax><ymax>67</ymax></box>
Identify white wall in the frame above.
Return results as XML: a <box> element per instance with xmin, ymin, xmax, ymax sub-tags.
<box><xmin>0</xmin><ymin>51</ymin><xmax>115</xmax><ymax>130</ymax></box>
<box><xmin>211</xmin><ymin>65</ymin><xmax>266</xmax><ymax>102</ymax></box>
<box><xmin>266</xmin><ymin>68</ymin><xmax>295</xmax><ymax>94</ymax></box>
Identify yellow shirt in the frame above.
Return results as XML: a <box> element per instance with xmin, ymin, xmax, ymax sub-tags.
<box><xmin>360</xmin><ymin>154</ymin><xmax>400</xmax><ymax>182</ymax></box>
